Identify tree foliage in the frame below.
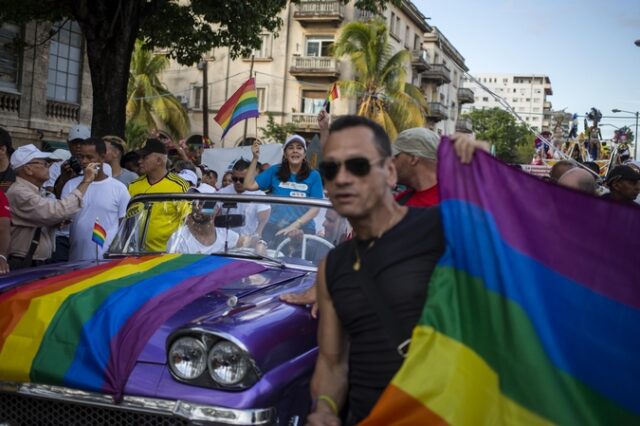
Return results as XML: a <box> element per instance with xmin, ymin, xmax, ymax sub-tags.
<box><xmin>334</xmin><ymin>19</ymin><xmax>427</xmax><ymax>141</ymax></box>
<box><xmin>126</xmin><ymin>40</ymin><xmax>189</xmax><ymax>140</ymax></box>
<box><xmin>463</xmin><ymin>108</ymin><xmax>535</xmax><ymax>163</ymax></box>
<box><xmin>259</xmin><ymin>113</ymin><xmax>298</xmax><ymax>144</ymax></box>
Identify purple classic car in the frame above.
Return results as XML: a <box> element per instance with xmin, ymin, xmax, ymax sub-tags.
<box><xmin>0</xmin><ymin>193</ymin><xmax>349</xmax><ymax>425</ymax></box>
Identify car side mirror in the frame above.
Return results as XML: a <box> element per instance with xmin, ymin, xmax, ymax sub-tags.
<box><xmin>214</xmin><ymin>214</ymin><xmax>245</xmax><ymax>228</ymax></box>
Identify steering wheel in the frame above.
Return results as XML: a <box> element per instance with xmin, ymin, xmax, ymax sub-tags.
<box><xmin>275</xmin><ymin>234</ymin><xmax>335</xmax><ymax>260</ymax></box>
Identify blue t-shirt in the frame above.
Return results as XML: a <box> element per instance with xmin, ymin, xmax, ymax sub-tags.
<box><xmin>256</xmin><ymin>164</ymin><xmax>324</xmax><ymax>230</ymax></box>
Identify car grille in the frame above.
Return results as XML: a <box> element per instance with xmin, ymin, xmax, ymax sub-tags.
<box><xmin>0</xmin><ymin>392</ymin><xmax>190</xmax><ymax>426</ymax></box>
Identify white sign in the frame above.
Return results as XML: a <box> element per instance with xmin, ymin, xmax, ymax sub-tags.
<box><xmin>200</xmin><ymin>144</ymin><xmax>284</xmax><ymax>184</ymax></box>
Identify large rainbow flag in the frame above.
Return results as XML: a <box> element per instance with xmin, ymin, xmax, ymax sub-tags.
<box><xmin>214</xmin><ymin>77</ymin><xmax>260</xmax><ymax>138</ymax></box>
<box><xmin>361</xmin><ymin>139</ymin><xmax>640</xmax><ymax>425</ymax></box>
<box><xmin>0</xmin><ymin>254</ymin><xmax>264</xmax><ymax>397</ymax></box>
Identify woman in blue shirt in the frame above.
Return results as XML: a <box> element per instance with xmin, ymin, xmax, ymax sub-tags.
<box><xmin>244</xmin><ymin>135</ymin><xmax>323</xmax><ymax>239</ymax></box>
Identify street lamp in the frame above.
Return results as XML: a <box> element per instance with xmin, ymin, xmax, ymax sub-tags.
<box><xmin>611</xmin><ymin>109</ymin><xmax>639</xmax><ymax>160</ymax></box>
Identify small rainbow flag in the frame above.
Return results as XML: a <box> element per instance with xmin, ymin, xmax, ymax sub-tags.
<box><xmin>214</xmin><ymin>78</ymin><xmax>259</xmax><ymax>138</ymax></box>
<box><xmin>361</xmin><ymin>139</ymin><xmax>640</xmax><ymax>425</ymax></box>
<box><xmin>323</xmin><ymin>83</ymin><xmax>340</xmax><ymax>113</ymax></box>
<box><xmin>92</xmin><ymin>221</ymin><xmax>106</xmax><ymax>247</ymax></box>
<box><xmin>0</xmin><ymin>254</ymin><xmax>264</xmax><ymax>397</ymax></box>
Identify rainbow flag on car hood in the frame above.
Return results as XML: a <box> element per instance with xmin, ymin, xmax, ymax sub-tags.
<box><xmin>0</xmin><ymin>254</ymin><xmax>264</xmax><ymax>397</ymax></box>
<box><xmin>361</xmin><ymin>139</ymin><xmax>640</xmax><ymax>425</ymax></box>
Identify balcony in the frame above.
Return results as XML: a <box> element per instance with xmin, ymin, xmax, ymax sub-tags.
<box><xmin>289</xmin><ymin>56</ymin><xmax>340</xmax><ymax>79</ymax></box>
<box><xmin>411</xmin><ymin>50</ymin><xmax>430</xmax><ymax>72</ymax></box>
<box><xmin>455</xmin><ymin>116</ymin><xmax>473</xmax><ymax>133</ymax></box>
<box><xmin>544</xmin><ymin>101</ymin><xmax>552</xmax><ymax>110</ymax></box>
<box><xmin>46</xmin><ymin>100</ymin><xmax>80</xmax><ymax>121</ymax></box>
<box><xmin>0</xmin><ymin>91</ymin><xmax>20</xmax><ymax>114</ymax></box>
<box><xmin>457</xmin><ymin>87</ymin><xmax>474</xmax><ymax>104</ymax></box>
<box><xmin>291</xmin><ymin>113</ymin><xmax>319</xmax><ymax>131</ymax></box>
<box><xmin>426</xmin><ymin>102</ymin><xmax>448</xmax><ymax>122</ymax></box>
<box><xmin>294</xmin><ymin>1</ymin><xmax>344</xmax><ymax>26</ymax></box>
<box><xmin>355</xmin><ymin>8</ymin><xmax>380</xmax><ymax>21</ymax></box>
<box><xmin>422</xmin><ymin>64</ymin><xmax>451</xmax><ymax>85</ymax></box>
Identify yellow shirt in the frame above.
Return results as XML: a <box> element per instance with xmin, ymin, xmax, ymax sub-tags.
<box><xmin>128</xmin><ymin>173</ymin><xmax>190</xmax><ymax>252</ymax></box>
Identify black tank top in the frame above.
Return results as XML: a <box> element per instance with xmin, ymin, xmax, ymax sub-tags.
<box><xmin>325</xmin><ymin>207</ymin><xmax>445</xmax><ymax>423</ymax></box>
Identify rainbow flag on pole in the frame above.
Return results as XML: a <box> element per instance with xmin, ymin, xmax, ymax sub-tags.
<box><xmin>0</xmin><ymin>254</ymin><xmax>264</xmax><ymax>397</ymax></box>
<box><xmin>92</xmin><ymin>221</ymin><xmax>106</xmax><ymax>247</ymax></box>
<box><xmin>361</xmin><ymin>139</ymin><xmax>640</xmax><ymax>425</ymax></box>
<box><xmin>214</xmin><ymin>77</ymin><xmax>259</xmax><ymax>138</ymax></box>
<box><xmin>323</xmin><ymin>83</ymin><xmax>340</xmax><ymax>112</ymax></box>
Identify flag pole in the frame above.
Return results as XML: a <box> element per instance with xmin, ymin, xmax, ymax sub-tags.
<box><xmin>242</xmin><ymin>55</ymin><xmax>255</xmax><ymax>145</ymax></box>
<box><xmin>94</xmin><ymin>217</ymin><xmax>99</xmax><ymax>265</ymax></box>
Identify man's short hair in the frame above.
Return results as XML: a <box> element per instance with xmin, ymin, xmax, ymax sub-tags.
<box><xmin>550</xmin><ymin>160</ymin><xmax>575</xmax><ymax>181</ymax></box>
<box><xmin>121</xmin><ymin>151</ymin><xmax>140</xmax><ymax>167</ymax></box>
<box><xmin>204</xmin><ymin>169</ymin><xmax>218</xmax><ymax>179</ymax></box>
<box><xmin>78</xmin><ymin>137</ymin><xmax>107</xmax><ymax>155</ymax></box>
<box><xmin>329</xmin><ymin>115</ymin><xmax>391</xmax><ymax>158</ymax></box>
<box><xmin>103</xmin><ymin>135</ymin><xmax>127</xmax><ymax>157</ymax></box>
<box><xmin>232</xmin><ymin>159</ymin><xmax>252</xmax><ymax>172</ymax></box>
<box><xmin>173</xmin><ymin>160</ymin><xmax>197</xmax><ymax>173</ymax></box>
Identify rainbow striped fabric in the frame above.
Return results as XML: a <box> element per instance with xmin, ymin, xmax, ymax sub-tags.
<box><xmin>0</xmin><ymin>254</ymin><xmax>264</xmax><ymax>397</ymax></box>
<box><xmin>92</xmin><ymin>221</ymin><xmax>106</xmax><ymax>247</ymax></box>
<box><xmin>323</xmin><ymin>83</ymin><xmax>340</xmax><ymax>112</ymax></box>
<box><xmin>361</xmin><ymin>140</ymin><xmax>640</xmax><ymax>425</ymax></box>
<box><xmin>214</xmin><ymin>78</ymin><xmax>259</xmax><ymax>138</ymax></box>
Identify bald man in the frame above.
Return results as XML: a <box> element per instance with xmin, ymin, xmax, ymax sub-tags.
<box><xmin>557</xmin><ymin>167</ymin><xmax>597</xmax><ymax>194</ymax></box>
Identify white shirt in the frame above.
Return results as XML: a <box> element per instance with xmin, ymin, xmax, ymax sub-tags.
<box><xmin>218</xmin><ymin>185</ymin><xmax>270</xmax><ymax>236</ymax></box>
<box><xmin>61</xmin><ymin>176</ymin><xmax>130</xmax><ymax>261</ymax></box>
<box><xmin>44</xmin><ymin>161</ymin><xmax>63</xmax><ymax>188</ymax></box>
<box><xmin>197</xmin><ymin>182</ymin><xmax>217</xmax><ymax>193</ymax></box>
<box><xmin>167</xmin><ymin>226</ymin><xmax>239</xmax><ymax>254</ymax></box>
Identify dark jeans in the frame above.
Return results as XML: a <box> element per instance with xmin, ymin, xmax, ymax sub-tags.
<box><xmin>7</xmin><ymin>255</ymin><xmax>47</xmax><ymax>270</ymax></box>
<box><xmin>50</xmin><ymin>235</ymin><xmax>70</xmax><ymax>263</ymax></box>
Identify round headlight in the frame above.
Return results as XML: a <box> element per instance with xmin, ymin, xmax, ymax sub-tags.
<box><xmin>168</xmin><ymin>337</ymin><xmax>207</xmax><ymax>380</ymax></box>
<box><xmin>207</xmin><ymin>341</ymin><xmax>250</xmax><ymax>385</ymax></box>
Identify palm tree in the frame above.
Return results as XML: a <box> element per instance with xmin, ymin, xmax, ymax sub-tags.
<box><xmin>333</xmin><ymin>19</ymin><xmax>427</xmax><ymax>140</ymax></box>
<box><xmin>126</xmin><ymin>40</ymin><xmax>190</xmax><ymax>146</ymax></box>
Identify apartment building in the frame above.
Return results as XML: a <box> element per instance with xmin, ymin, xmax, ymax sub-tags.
<box><xmin>462</xmin><ymin>73</ymin><xmax>553</xmax><ymax>132</ymax></box>
<box><xmin>0</xmin><ymin>21</ymin><xmax>93</xmax><ymax>148</ymax></box>
<box><xmin>160</xmin><ymin>1</ymin><xmax>471</xmax><ymax>147</ymax></box>
<box><xmin>421</xmin><ymin>27</ymin><xmax>472</xmax><ymax>135</ymax></box>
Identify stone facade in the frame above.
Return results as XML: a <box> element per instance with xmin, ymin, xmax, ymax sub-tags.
<box><xmin>0</xmin><ymin>21</ymin><xmax>92</xmax><ymax>149</ymax></box>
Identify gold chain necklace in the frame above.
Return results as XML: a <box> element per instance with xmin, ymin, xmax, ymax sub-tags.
<box><xmin>352</xmin><ymin>210</ymin><xmax>400</xmax><ymax>271</ymax></box>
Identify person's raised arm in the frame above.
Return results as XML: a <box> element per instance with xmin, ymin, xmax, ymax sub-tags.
<box><xmin>318</xmin><ymin>109</ymin><xmax>331</xmax><ymax>150</ymax></box>
<box><xmin>243</xmin><ymin>141</ymin><xmax>261</xmax><ymax>191</ymax></box>
<box><xmin>307</xmin><ymin>259</ymin><xmax>348</xmax><ymax>426</ymax></box>
<box><xmin>450</xmin><ymin>133</ymin><xmax>490</xmax><ymax>164</ymax></box>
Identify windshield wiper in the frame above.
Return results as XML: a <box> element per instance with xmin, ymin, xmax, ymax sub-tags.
<box><xmin>215</xmin><ymin>249</ymin><xmax>285</xmax><ymax>268</ymax></box>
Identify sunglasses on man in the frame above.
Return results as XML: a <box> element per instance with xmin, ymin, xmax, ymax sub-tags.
<box><xmin>319</xmin><ymin>157</ymin><xmax>385</xmax><ymax>181</ymax></box>
<box><xmin>231</xmin><ymin>176</ymin><xmax>245</xmax><ymax>183</ymax></box>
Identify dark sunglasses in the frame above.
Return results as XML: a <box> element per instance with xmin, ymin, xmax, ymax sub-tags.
<box><xmin>231</xmin><ymin>176</ymin><xmax>245</xmax><ymax>183</ymax></box>
<box><xmin>319</xmin><ymin>157</ymin><xmax>385</xmax><ymax>181</ymax></box>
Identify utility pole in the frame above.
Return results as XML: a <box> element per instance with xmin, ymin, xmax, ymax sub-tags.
<box><xmin>202</xmin><ymin>59</ymin><xmax>209</xmax><ymax>139</ymax></box>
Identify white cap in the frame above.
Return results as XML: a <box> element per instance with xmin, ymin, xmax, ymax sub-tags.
<box><xmin>68</xmin><ymin>124</ymin><xmax>90</xmax><ymax>141</ymax></box>
<box><xmin>10</xmin><ymin>144</ymin><xmax>56</xmax><ymax>169</ymax></box>
<box><xmin>197</xmin><ymin>183</ymin><xmax>217</xmax><ymax>193</ymax></box>
<box><xmin>51</xmin><ymin>149</ymin><xmax>71</xmax><ymax>161</ymax></box>
<box><xmin>178</xmin><ymin>169</ymin><xmax>198</xmax><ymax>186</ymax></box>
<box><xmin>283</xmin><ymin>134</ymin><xmax>307</xmax><ymax>151</ymax></box>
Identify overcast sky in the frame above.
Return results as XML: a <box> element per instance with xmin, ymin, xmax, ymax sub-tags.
<box><xmin>415</xmin><ymin>0</ymin><xmax>640</xmax><ymax>138</ymax></box>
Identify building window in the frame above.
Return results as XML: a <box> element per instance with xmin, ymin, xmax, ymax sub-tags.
<box><xmin>533</xmin><ymin>107</ymin><xmax>540</xmax><ymax>112</ymax></box>
<box><xmin>301</xmin><ymin>90</ymin><xmax>325</xmax><ymax>114</ymax></box>
<box><xmin>404</xmin><ymin>25</ymin><xmax>411</xmax><ymax>47</ymax></box>
<box><xmin>396</xmin><ymin>16</ymin><xmax>401</xmax><ymax>36</ymax></box>
<box><xmin>390</xmin><ymin>12</ymin><xmax>396</xmax><ymax>34</ymax></box>
<box><xmin>0</xmin><ymin>23</ymin><xmax>20</xmax><ymax>91</ymax></box>
<box><xmin>257</xmin><ymin>87</ymin><xmax>266</xmax><ymax>111</ymax></box>
<box><xmin>535</xmin><ymin>89</ymin><xmax>541</xmax><ymax>94</ymax></box>
<box><xmin>525</xmin><ymin>98</ymin><xmax>531</xmax><ymax>102</ymax></box>
<box><xmin>47</xmin><ymin>21</ymin><xmax>83</xmax><ymax>103</ymax></box>
<box><xmin>512</xmin><ymin>98</ymin><xmax>518</xmax><ymax>103</ymax></box>
<box><xmin>305</xmin><ymin>36</ymin><xmax>333</xmax><ymax>57</ymax></box>
<box><xmin>533</xmin><ymin>98</ymin><xmax>540</xmax><ymax>102</ymax></box>
<box><xmin>413</xmin><ymin>34</ymin><xmax>421</xmax><ymax>50</ymax></box>
<box><xmin>192</xmin><ymin>86</ymin><xmax>202</xmax><ymax>109</ymax></box>
<box><xmin>482</xmin><ymin>97</ymin><xmax>489</xmax><ymax>102</ymax></box>
<box><xmin>251</xmin><ymin>34</ymin><xmax>272</xmax><ymax>59</ymax></box>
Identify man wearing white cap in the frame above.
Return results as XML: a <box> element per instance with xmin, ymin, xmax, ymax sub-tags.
<box><xmin>392</xmin><ymin>127</ymin><xmax>441</xmax><ymax>207</ymax></box>
<box><xmin>6</xmin><ymin>144</ymin><xmax>98</xmax><ymax>269</ymax></box>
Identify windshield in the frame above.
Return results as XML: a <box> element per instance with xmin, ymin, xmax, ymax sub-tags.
<box><xmin>108</xmin><ymin>194</ymin><xmax>350</xmax><ymax>268</ymax></box>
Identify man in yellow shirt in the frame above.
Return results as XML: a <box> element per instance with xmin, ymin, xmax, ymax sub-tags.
<box><xmin>128</xmin><ymin>139</ymin><xmax>189</xmax><ymax>251</ymax></box>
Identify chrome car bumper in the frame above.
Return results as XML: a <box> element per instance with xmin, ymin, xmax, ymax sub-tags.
<box><xmin>0</xmin><ymin>381</ymin><xmax>275</xmax><ymax>425</ymax></box>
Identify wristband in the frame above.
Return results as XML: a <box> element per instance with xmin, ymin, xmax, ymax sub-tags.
<box><xmin>317</xmin><ymin>395</ymin><xmax>338</xmax><ymax>415</ymax></box>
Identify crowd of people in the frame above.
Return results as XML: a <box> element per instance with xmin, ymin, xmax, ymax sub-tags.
<box><xmin>0</xmin><ymin>111</ymin><xmax>639</xmax><ymax>424</ymax></box>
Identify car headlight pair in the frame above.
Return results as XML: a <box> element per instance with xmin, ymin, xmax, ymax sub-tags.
<box><xmin>168</xmin><ymin>337</ymin><xmax>251</xmax><ymax>387</ymax></box>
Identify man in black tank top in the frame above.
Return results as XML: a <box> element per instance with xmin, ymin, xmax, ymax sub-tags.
<box><xmin>306</xmin><ymin>116</ymin><xmax>487</xmax><ymax>426</ymax></box>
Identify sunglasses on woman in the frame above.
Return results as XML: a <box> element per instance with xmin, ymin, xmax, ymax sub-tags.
<box><xmin>319</xmin><ymin>157</ymin><xmax>385</xmax><ymax>181</ymax></box>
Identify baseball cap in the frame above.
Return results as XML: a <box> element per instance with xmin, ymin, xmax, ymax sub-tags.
<box><xmin>606</xmin><ymin>165</ymin><xmax>640</xmax><ymax>185</ymax></box>
<box><xmin>392</xmin><ymin>128</ymin><xmax>440</xmax><ymax>160</ymax></box>
<box><xmin>10</xmin><ymin>144</ymin><xmax>56</xmax><ymax>169</ymax></box>
<box><xmin>51</xmin><ymin>149</ymin><xmax>72</xmax><ymax>161</ymax></box>
<box><xmin>283</xmin><ymin>134</ymin><xmax>307</xmax><ymax>151</ymax></box>
<box><xmin>0</xmin><ymin>127</ymin><xmax>14</xmax><ymax>156</ymax></box>
<box><xmin>178</xmin><ymin>169</ymin><xmax>198</xmax><ymax>186</ymax></box>
<box><xmin>68</xmin><ymin>124</ymin><xmax>90</xmax><ymax>141</ymax></box>
<box><xmin>137</xmin><ymin>138</ymin><xmax>167</xmax><ymax>156</ymax></box>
